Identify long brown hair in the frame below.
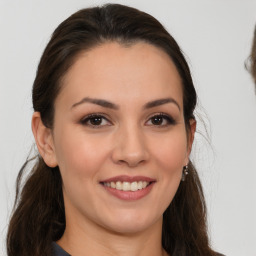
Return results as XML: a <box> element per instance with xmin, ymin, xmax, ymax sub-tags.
<box><xmin>7</xmin><ymin>4</ymin><xmax>218</xmax><ymax>256</ymax></box>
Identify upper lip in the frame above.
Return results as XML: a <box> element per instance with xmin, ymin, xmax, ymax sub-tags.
<box><xmin>100</xmin><ymin>175</ymin><xmax>156</xmax><ymax>183</ymax></box>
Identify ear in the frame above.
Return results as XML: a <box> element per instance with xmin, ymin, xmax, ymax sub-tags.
<box><xmin>31</xmin><ymin>112</ymin><xmax>58</xmax><ymax>167</ymax></box>
<box><xmin>185</xmin><ymin>119</ymin><xmax>196</xmax><ymax>163</ymax></box>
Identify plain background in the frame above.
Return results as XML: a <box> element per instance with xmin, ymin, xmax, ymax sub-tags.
<box><xmin>0</xmin><ymin>0</ymin><xmax>256</xmax><ymax>255</ymax></box>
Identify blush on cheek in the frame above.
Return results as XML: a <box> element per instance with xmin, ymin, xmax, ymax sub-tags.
<box><xmin>155</xmin><ymin>142</ymin><xmax>187</xmax><ymax>170</ymax></box>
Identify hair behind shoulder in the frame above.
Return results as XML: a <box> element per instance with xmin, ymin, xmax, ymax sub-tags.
<box><xmin>7</xmin><ymin>157</ymin><xmax>65</xmax><ymax>256</ymax></box>
<box><xmin>7</xmin><ymin>4</ymin><xmax>219</xmax><ymax>256</ymax></box>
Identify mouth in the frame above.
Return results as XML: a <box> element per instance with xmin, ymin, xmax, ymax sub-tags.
<box><xmin>100</xmin><ymin>176</ymin><xmax>156</xmax><ymax>200</ymax></box>
<box><xmin>101</xmin><ymin>180</ymin><xmax>151</xmax><ymax>192</ymax></box>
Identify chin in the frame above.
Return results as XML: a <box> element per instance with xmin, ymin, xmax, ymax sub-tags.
<box><xmin>101</xmin><ymin>212</ymin><xmax>161</xmax><ymax>235</ymax></box>
<box><xmin>107</xmin><ymin>223</ymin><xmax>151</xmax><ymax>235</ymax></box>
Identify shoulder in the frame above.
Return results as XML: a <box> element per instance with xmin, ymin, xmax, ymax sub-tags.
<box><xmin>52</xmin><ymin>242</ymin><xmax>71</xmax><ymax>256</ymax></box>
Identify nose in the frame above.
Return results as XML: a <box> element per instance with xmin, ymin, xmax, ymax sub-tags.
<box><xmin>111</xmin><ymin>125</ymin><xmax>149</xmax><ymax>168</ymax></box>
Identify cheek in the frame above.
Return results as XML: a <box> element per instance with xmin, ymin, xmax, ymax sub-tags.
<box><xmin>53</xmin><ymin>131</ymin><xmax>108</xmax><ymax>209</ymax></box>
<box><xmin>143</xmin><ymin>131</ymin><xmax>188</xmax><ymax>219</ymax></box>
<box><xmin>53</xmin><ymin>128</ymin><xmax>109</xmax><ymax>180</ymax></box>
<box><xmin>150</xmin><ymin>131</ymin><xmax>188</xmax><ymax>172</ymax></box>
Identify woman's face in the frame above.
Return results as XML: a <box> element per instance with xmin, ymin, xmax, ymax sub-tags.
<box><xmin>49</xmin><ymin>42</ymin><xmax>194</xmax><ymax>234</ymax></box>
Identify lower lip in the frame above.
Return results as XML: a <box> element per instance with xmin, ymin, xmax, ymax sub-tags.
<box><xmin>102</xmin><ymin>182</ymin><xmax>155</xmax><ymax>201</ymax></box>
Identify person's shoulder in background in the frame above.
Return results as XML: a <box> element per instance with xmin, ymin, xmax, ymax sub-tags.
<box><xmin>247</xmin><ymin>25</ymin><xmax>256</xmax><ymax>85</ymax></box>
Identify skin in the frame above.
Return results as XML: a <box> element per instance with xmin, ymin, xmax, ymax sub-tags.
<box><xmin>32</xmin><ymin>42</ymin><xmax>196</xmax><ymax>256</ymax></box>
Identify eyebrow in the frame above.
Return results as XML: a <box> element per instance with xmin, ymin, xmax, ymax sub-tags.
<box><xmin>71</xmin><ymin>97</ymin><xmax>180</xmax><ymax>111</ymax></box>
<box><xmin>143</xmin><ymin>98</ymin><xmax>180</xmax><ymax>111</ymax></box>
<box><xmin>71</xmin><ymin>97</ymin><xmax>119</xmax><ymax>110</ymax></box>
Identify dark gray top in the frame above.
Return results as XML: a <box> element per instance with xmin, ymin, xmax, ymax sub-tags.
<box><xmin>52</xmin><ymin>242</ymin><xmax>224</xmax><ymax>256</ymax></box>
<box><xmin>53</xmin><ymin>242</ymin><xmax>71</xmax><ymax>256</ymax></box>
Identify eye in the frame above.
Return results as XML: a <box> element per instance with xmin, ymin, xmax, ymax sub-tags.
<box><xmin>146</xmin><ymin>113</ymin><xmax>176</xmax><ymax>126</ymax></box>
<box><xmin>80</xmin><ymin>114</ymin><xmax>111</xmax><ymax>128</ymax></box>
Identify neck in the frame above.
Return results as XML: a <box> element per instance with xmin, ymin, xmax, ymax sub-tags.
<box><xmin>57</xmin><ymin>215</ymin><xmax>167</xmax><ymax>256</ymax></box>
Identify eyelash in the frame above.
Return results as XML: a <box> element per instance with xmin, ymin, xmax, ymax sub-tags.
<box><xmin>146</xmin><ymin>113</ymin><xmax>176</xmax><ymax>127</ymax></box>
<box><xmin>80</xmin><ymin>113</ymin><xmax>176</xmax><ymax>128</ymax></box>
<box><xmin>80</xmin><ymin>113</ymin><xmax>111</xmax><ymax>128</ymax></box>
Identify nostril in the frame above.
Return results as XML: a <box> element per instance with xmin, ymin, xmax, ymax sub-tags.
<box><xmin>111</xmin><ymin>135</ymin><xmax>150</xmax><ymax>167</ymax></box>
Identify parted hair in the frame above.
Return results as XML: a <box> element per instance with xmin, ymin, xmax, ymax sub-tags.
<box><xmin>7</xmin><ymin>4</ymin><xmax>219</xmax><ymax>256</ymax></box>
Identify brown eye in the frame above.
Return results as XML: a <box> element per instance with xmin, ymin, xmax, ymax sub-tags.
<box><xmin>89</xmin><ymin>116</ymin><xmax>103</xmax><ymax>125</ymax></box>
<box><xmin>80</xmin><ymin>114</ymin><xmax>111</xmax><ymax>127</ymax></box>
<box><xmin>151</xmin><ymin>116</ymin><xmax>164</xmax><ymax>125</ymax></box>
<box><xmin>146</xmin><ymin>114</ymin><xmax>176</xmax><ymax>126</ymax></box>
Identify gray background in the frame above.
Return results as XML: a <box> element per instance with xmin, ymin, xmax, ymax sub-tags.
<box><xmin>1</xmin><ymin>0</ymin><xmax>256</xmax><ymax>255</ymax></box>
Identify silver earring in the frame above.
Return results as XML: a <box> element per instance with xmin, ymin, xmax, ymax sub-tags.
<box><xmin>181</xmin><ymin>165</ymin><xmax>189</xmax><ymax>181</ymax></box>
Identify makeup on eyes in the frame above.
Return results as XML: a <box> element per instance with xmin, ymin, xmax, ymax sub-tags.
<box><xmin>146</xmin><ymin>112</ymin><xmax>176</xmax><ymax>126</ymax></box>
<box><xmin>80</xmin><ymin>113</ymin><xmax>112</xmax><ymax>127</ymax></box>
<box><xmin>79</xmin><ymin>112</ymin><xmax>177</xmax><ymax>128</ymax></box>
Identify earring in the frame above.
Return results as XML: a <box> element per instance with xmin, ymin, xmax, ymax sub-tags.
<box><xmin>181</xmin><ymin>165</ymin><xmax>189</xmax><ymax>181</ymax></box>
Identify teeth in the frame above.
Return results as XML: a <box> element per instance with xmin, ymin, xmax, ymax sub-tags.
<box><xmin>123</xmin><ymin>182</ymin><xmax>130</xmax><ymax>191</ymax></box>
<box><xmin>137</xmin><ymin>181</ymin><xmax>143</xmax><ymax>190</ymax></box>
<box><xmin>116</xmin><ymin>181</ymin><xmax>122</xmax><ymax>190</ymax></box>
<box><xmin>110</xmin><ymin>182</ymin><xmax>116</xmax><ymax>188</ymax></box>
<box><xmin>130</xmin><ymin>182</ymin><xmax>138</xmax><ymax>191</ymax></box>
<box><xmin>103</xmin><ymin>181</ymin><xmax>150</xmax><ymax>191</ymax></box>
<box><xmin>142</xmin><ymin>181</ymin><xmax>147</xmax><ymax>189</ymax></box>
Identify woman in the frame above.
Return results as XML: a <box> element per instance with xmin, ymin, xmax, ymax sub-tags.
<box><xmin>6</xmin><ymin>4</ymin><xmax>223</xmax><ymax>256</ymax></box>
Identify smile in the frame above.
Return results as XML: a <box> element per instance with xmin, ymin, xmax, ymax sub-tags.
<box><xmin>100</xmin><ymin>175</ymin><xmax>156</xmax><ymax>200</ymax></box>
<box><xmin>103</xmin><ymin>181</ymin><xmax>150</xmax><ymax>191</ymax></box>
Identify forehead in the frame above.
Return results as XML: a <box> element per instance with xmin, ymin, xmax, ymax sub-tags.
<box><xmin>57</xmin><ymin>42</ymin><xmax>183</xmax><ymax>108</ymax></box>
